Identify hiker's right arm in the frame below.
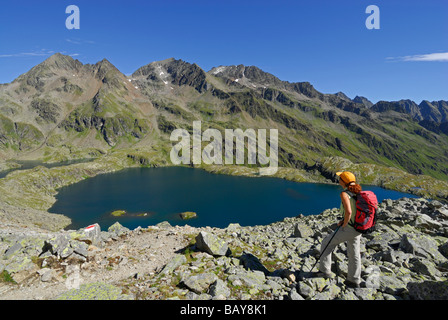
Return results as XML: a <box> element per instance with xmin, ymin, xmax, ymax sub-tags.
<box><xmin>339</xmin><ymin>191</ymin><xmax>352</xmax><ymax>227</ymax></box>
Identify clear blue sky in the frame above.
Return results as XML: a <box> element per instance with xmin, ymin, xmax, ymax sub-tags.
<box><xmin>0</xmin><ymin>0</ymin><xmax>447</xmax><ymax>103</ymax></box>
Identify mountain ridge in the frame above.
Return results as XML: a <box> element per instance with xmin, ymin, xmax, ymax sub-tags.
<box><xmin>6</xmin><ymin>53</ymin><xmax>448</xmax><ymax>118</ymax></box>
<box><xmin>1</xmin><ymin>53</ymin><xmax>448</xmax><ymax>182</ymax></box>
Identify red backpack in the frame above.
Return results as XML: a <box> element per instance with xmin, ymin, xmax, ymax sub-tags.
<box><xmin>347</xmin><ymin>190</ymin><xmax>378</xmax><ymax>234</ymax></box>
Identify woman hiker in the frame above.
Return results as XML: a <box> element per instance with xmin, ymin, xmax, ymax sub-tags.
<box><xmin>316</xmin><ymin>171</ymin><xmax>362</xmax><ymax>288</ymax></box>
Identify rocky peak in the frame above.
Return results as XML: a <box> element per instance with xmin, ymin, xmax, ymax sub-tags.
<box><xmin>85</xmin><ymin>58</ymin><xmax>127</xmax><ymax>90</ymax></box>
<box><xmin>132</xmin><ymin>58</ymin><xmax>208</xmax><ymax>93</ymax></box>
<box><xmin>209</xmin><ymin>64</ymin><xmax>283</xmax><ymax>89</ymax></box>
<box><xmin>10</xmin><ymin>54</ymin><xmax>85</xmax><ymax>96</ymax></box>
<box><xmin>90</xmin><ymin>58</ymin><xmax>120</xmax><ymax>78</ymax></box>
<box><xmin>94</xmin><ymin>58</ymin><xmax>120</xmax><ymax>73</ymax></box>
<box><xmin>41</xmin><ymin>53</ymin><xmax>83</xmax><ymax>72</ymax></box>
<box><xmin>335</xmin><ymin>92</ymin><xmax>351</xmax><ymax>102</ymax></box>
<box><xmin>209</xmin><ymin>64</ymin><xmax>245</xmax><ymax>79</ymax></box>
<box><xmin>353</xmin><ymin>95</ymin><xmax>373</xmax><ymax>108</ymax></box>
<box><xmin>132</xmin><ymin>57</ymin><xmax>175</xmax><ymax>78</ymax></box>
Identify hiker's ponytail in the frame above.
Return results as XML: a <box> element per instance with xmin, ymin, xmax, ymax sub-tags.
<box><xmin>348</xmin><ymin>183</ymin><xmax>362</xmax><ymax>194</ymax></box>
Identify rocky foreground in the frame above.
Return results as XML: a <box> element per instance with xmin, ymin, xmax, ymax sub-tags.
<box><xmin>1</xmin><ymin>197</ymin><xmax>448</xmax><ymax>300</ymax></box>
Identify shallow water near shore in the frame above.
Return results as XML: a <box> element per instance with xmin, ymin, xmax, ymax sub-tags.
<box><xmin>49</xmin><ymin>166</ymin><xmax>418</xmax><ymax>230</ymax></box>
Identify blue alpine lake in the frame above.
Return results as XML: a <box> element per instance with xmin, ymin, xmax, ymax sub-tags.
<box><xmin>48</xmin><ymin>166</ymin><xmax>418</xmax><ymax>230</ymax></box>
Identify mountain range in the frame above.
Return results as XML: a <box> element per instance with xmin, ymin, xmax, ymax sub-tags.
<box><xmin>1</xmin><ymin>53</ymin><xmax>448</xmax><ymax>181</ymax></box>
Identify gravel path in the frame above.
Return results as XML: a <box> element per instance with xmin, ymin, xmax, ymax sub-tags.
<box><xmin>0</xmin><ymin>224</ymin><xmax>200</xmax><ymax>300</ymax></box>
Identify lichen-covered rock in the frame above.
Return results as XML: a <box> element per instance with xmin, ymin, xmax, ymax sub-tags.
<box><xmin>46</xmin><ymin>234</ymin><xmax>70</xmax><ymax>258</ymax></box>
<box><xmin>43</xmin><ymin>234</ymin><xmax>89</xmax><ymax>260</ymax></box>
<box><xmin>160</xmin><ymin>254</ymin><xmax>187</xmax><ymax>275</ymax></box>
<box><xmin>76</xmin><ymin>223</ymin><xmax>102</xmax><ymax>246</ymax></box>
<box><xmin>378</xmin><ymin>275</ymin><xmax>408</xmax><ymax>295</ymax></box>
<box><xmin>181</xmin><ymin>273</ymin><xmax>218</xmax><ymax>294</ymax></box>
<box><xmin>195</xmin><ymin>231</ymin><xmax>229</xmax><ymax>256</ymax></box>
<box><xmin>400</xmin><ymin>233</ymin><xmax>447</xmax><ymax>264</ymax></box>
<box><xmin>209</xmin><ymin>279</ymin><xmax>231</xmax><ymax>299</ymax></box>
<box><xmin>56</xmin><ymin>282</ymin><xmax>132</xmax><ymax>300</ymax></box>
<box><xmin>107</xmin><ymin>222</ymin><xmax>130</xmax><ymax>238</ymax></box>
<box><xmin>293</xmin><ymin>223</ymin><xmax>313</xmax><ymax>238</ymax></box>
<box><xmin>407</xmin><ymin>280</ymin><xmax>448</xmax><ymax>300</ymax></box>
<box><xmin>227</xmin><ymin>269</ymin><xmax>266</xmax><ymax>289</ymax></box>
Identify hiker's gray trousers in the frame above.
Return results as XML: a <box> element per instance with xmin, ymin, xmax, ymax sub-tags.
<box><xmin>319</xmin><ymin>226</ymin><xmax>362</xmax><ymax>284</ymax></box>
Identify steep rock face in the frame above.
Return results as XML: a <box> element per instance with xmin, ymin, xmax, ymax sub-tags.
<box><xmin>419</xmin><ymin>100</ymin><xmax>443</xmax><ymax>123</ymax></box>
<box><xmin>431</xmin><ymin>100</ymin><xmax>448</xmax><ymax>122</ymax></box>
<box><xmin>166</xmin><ymin>59</ymin><xmax>208</xmax><ymax>93</ymax></box>
<box><xmin>92</xmin><ymin>59</ymin><xmax>125</xmax><ymax>90</ymax></box>
<box><xmin>30</xmin><ymin>99</ymin><xmax>61</xmax><ymax>123</ymax></box>
<box><xmin>0</xmin><ymin>115</ymin><xmax>44</xmax><ymax>151</ymax></box>
<box><xmin>371</xmin><ymin>100</ymin><xmax>421</xmax><ymax>119</ymax></box>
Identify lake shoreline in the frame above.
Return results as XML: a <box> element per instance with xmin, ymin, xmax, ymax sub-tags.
<box><xmin>0</xmin><ymin>152</ymin><xmax>447</xmax><ymax>233</ymax></box>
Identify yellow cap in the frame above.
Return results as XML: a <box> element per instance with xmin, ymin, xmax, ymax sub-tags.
<box><xmin>336</xmin><ymin>171</ymin><xmax>356</xmax><ymax>184</ymax></box>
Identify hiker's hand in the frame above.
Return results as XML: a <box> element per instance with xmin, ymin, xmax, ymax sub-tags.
<box><xmin>338</xmin><ymin>220</ymin><xmax>348</xmax><ymax>227</ymax></box>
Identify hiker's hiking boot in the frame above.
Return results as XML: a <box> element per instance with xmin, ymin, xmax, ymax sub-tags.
<box><xmin>344</xmin><ymin>280</ymin><xmax>360</xmax><ymax>288</ymax></box>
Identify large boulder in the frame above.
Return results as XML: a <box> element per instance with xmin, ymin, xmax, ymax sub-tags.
<box><xmin>195</xmin><ymin>231</ymin><xmax>229</xmax><ymax>256</ymax></box>
<box><xmin>399</xmin><ymin>233</ymin><xmax>447</xmax><ymax>264</ymax></box>
<box><xmin>377</xmin><ymin>275</ymin><xmax>408</xmax><ymax>296</ymax></box>
<box><xmin>44</xmin><ymin>234</ymin><xmax>89</xmax><ymax>261</ymax></box>
<box><xmin>407</xmin><ymin>280</ymin><xmax>448</xmax><ymax>300</ymax></box>
<box><xmin>76</xmin><ymin>223</ymin><xmax>102</xmax><ymax>246</ymax></box>
<box><xmin>413</xmin><ymin>214</ymin><xmax>442</xmax><ymax>231</ymax></box>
